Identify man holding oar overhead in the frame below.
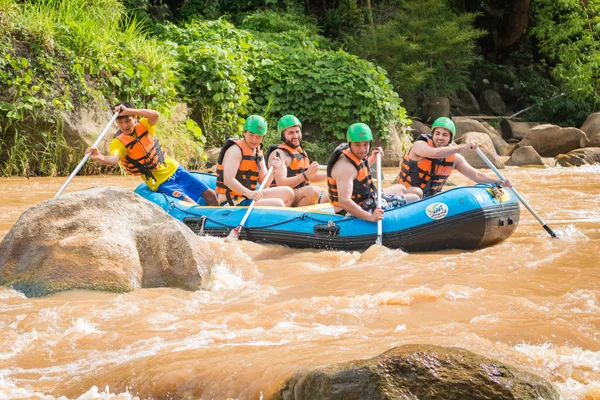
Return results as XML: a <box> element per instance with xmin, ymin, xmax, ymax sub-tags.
<box><xmin>397</xmin><ymin>117</ymin><xmax>512</xmax><ymax>198</ymax></box>
<box><xmin>327</xmin><ymin>123</ymin><xmax>420</xmax><ymax>221</ymax></box>
<box><xmin>85</xmin><ymin>102</ymin><xmax>218</xmax><ymax>205</ymax></box>
<box><xmin>266</xmin><ymin>114</ymin><xmax>329</xmax><ymax>206</ymax></box>
<box><xmin>216</xmin><ymin>115</ymin><xmax>294</xmax><ymax>207</ymax></box>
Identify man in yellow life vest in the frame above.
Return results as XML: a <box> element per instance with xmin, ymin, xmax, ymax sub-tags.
<box><xmin>397</xmin><ymin>117</ymin><xmax>512</xmax><ymax>198</ymax></box>
<box><xmin>266</xmin><ymin>115</ymin><xmax>329</xmax><ymax>207</ymax></box>
<box><xmin>327</xmin><ymin>123</ymin><xmax>420</xmax><ymax>222</ymax></box>
<box><xmin>216</xmin><ymin>115</ymin><xmax>294</xmax><ymax>207</ymax></box>
<box><xmin>85</xmin><ymin>102</ymin><xmax>218</xmax><ymax>205</ymax></box>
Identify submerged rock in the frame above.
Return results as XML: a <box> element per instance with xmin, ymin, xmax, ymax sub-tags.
<box><xmin>0</xmin><ymin>187</ymin><xmax>214</xmax><ymax>297</ymax></box>
<box><xmin>506</xmin><ymin>146</ymin><xmax>545</xmax><ymax>166</ymax></box>
<box><xmin>272</xmin><ymin>344</ymin><xmax>559</xmax><ymax>400</ymax></box>
<box><xmin>518</xmin><ymin>124</ymin><xmax>590</xmax><ymax>157</ymax></box>
<box><xmin>555</xmin><ymin>147</ymin><xmax>600</xmax><ymax>167</ymax></box>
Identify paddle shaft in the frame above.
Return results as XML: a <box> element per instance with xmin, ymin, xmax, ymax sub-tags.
<box><xmin>232</xmin><ymin>166</ymin><xmax>275</xmax><ymax>238</ymax></box>
<box><xmin>376</xmin><ymin>152</ymin><xmax>383</xmax><ymax>245</ymax></box>
<box><xmin>475</xmin><ymin>148</ymin><xmax>557</xmax><ymax>238</ymax></box>
<box><xmin>54</xmin><ymin>111</ymin><xmax>120</xmax><ymax>198</ymax></box>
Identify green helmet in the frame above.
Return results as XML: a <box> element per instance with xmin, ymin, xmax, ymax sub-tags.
<box><xmin>243</xmin><ymin>115</ymin><xmax>268</xmax><ymax>135</ymax></box>
<box><xmin>277</xmin><ymin>114</ymin><xmax>302</xmax><ymax>134</ymax></box>
<box><xmin>347</xmin><ymin>123</ymin><xmax>373</xmax><ymax>142</ymax></box>
<box><xmin>431</xmin><ymin>117</ymin><xmax>456</xmax><ymax>141</ymax></box>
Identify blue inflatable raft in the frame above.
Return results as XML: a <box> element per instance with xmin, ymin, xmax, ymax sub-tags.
<box><xmin>134</xmin><ymin>172</ymin><xmax>520</xmax><ymax>252</ymax></box>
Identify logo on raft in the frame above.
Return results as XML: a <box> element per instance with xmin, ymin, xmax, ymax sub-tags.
<box><xmin>426</xmin><ymin>202</ymin><xmax>449</xmax><ymax>220</ymax></box>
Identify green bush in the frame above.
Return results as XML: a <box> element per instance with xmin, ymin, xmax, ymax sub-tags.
<box><xmin>159</xmin><ymin>14</ymin><xmax>406</xmax><ymax>152</ymax></box>
<box><xmin>346</xmin><ymin>0</ymin><xmax>484</xmax><ymax>110</ymax></box>
<box><xmin>530</xmin><ymin>0</ymin><xmax>600</xmax><ymax>111</ymax></box>
<box><xmin>0</xmin><ymin>0</ymin><xmax>207</xmax><ymax>176</ymax></box>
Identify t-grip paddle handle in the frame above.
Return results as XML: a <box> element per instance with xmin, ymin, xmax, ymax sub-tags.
<box><xmin>475</xmin><ymin>148</ymin><xmax>557</xmax><ymax>238</ymax></box>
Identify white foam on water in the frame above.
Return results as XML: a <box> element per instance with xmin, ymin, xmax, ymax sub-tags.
<box><xmin>0</xmin><ymin>327</ymin><xmax>39</xmax><ymax>360</ymax></box>
<box><xmin>0</xmin><ymin>287</ymin><xmax>26</xmax><ymax>300</ymax></box>
<box><xmin>551</xmin><ymin>224</ymin><xmax>590</xmax><ymax>241</ymax></box>
<box><xmin>514</xmin><ymin>341</ymin><xmax>600</xmax><ymax>399</ymax></box>
<box><xmin>65</xmin><ymin>318</ymin><xmax>100</xmax><ymax>336</ymax></box>
<box><xmin>76</xmin><ymin>385</ymin><xmax>136</xmax><ymax>400</ymax></box>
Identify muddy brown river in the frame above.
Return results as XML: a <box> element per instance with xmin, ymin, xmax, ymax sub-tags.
<box><xmin>1</xmin><ymin>166</ymin><xmax>599</xmax><ymax>399</ymax></box>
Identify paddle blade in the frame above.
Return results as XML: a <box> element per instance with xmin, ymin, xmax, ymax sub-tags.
<box><xmin>543</xmin><ymin>224</ymin><xmax>558</xmax><ymax>239</ymax></box>
<box><xmin>227</xmin><ymin>226</ymin><xmax>242</xmax><ymax>240</ymax></box>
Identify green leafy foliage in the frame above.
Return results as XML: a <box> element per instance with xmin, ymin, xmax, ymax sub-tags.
<box><xmin>346</xmin><ymin>0</ymin><xmax>484</xmax><ymax>110</ymax></box>
<box><xmin>160</xmin><ymin>14</ymin><xmax>406</xmax><ymax>151</ymax></box>
<box><xmin>530</xmin><ymin>0</ymin><xmax>600</xmax><ymax>110</ymax></box>
<box><xmin>0</xmin><ymin>0</ymin><xmax>206</xmax><ymax>176</ymax></box>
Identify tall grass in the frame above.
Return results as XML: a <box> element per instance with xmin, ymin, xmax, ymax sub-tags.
<box><xmin>0</xmin><ymin>0</ymin><xmax>185</xmax><ymax>176</ymax></box>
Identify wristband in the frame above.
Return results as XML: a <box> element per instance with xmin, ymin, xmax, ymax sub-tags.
<box><xmin>302</xmin><ymin>171</ymin><xmax>308</xmax><ymax>181</ymax></box>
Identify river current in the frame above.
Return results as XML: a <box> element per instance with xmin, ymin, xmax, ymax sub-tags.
<box><xmin>0</xmin><ymin>166</ymin><xmax>599</xmax><ymax>399</ymax></box>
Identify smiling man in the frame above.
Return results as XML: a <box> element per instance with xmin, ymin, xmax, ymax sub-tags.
<box><xmin>216</xmin><ymin>115</ymin><xmax>294</xmax><ymax>207</ymax></box>
<box><xmin>266</xmin><ymin>115</ymin><xmax>328</xmax><ymax>207</ymax></box>
<box><xmin>397</xmin><ymin>117</ymin><xmax>512</xmax><ymax>198</ymax></box>
<box><xmin>327</xmin><ymin>123</ymin><xmax>420</xmax><ymax>221</ymax></box>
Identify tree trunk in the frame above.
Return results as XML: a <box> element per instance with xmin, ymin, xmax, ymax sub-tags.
<box><xmin>499</xmin><ymin>0</ymin><xmax>532</xmax><ymax>49</ymax></box>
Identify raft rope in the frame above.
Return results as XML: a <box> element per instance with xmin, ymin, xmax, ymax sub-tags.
<box><xmin>155</xmin><ymin>182</ymin><xmax>502</xmax><ymax>231</ymax></box>
<box><xmin>160</xmin><ymin>194</ymin><xmax>356</xmax><ymax>230</ymax></box>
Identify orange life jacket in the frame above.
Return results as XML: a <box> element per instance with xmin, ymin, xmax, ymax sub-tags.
<box><xmin>216</xmin><ymin>138</ymin><xmax>263</xmax><ymax>205</ymax></box>
<box><xmin>397</xmin><ymin>134</ymin><xmax>455</xmax><ymax>197</ymax></box>
<box><xmin>266</xmin><ymin>143</ymin><xmax>310</xmax><ymax>189</ymax></box>
<box><xmin>327</xmin><ymin>143</ymin><xmax>376</xmax><ymax>208</ymax></box>
<box><xmin>115</xmin><ymin>121</ymin><xmax>165</xmax><ymax>182</ymax></box>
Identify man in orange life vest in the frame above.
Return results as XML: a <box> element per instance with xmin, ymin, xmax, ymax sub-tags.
<box><xmin>85</xmin><ymin>102</ymin><xmax>218</xmax><ymax>205</ymax></box>
<box><xmin>266</xmin><ymin>115</ymin><xmax>329</xmax><ymax>207</ymax></box>
<box><xmin>397</xmin><ymin>117</ymin><xmax>512</xmax><ymax>198</ymax></box>
<box><xmin>327</xmin><ymin>123</ymin><xmax>420</xmax><ymax>222</ymax></box>
<box><xmin>216</xmin><ymin>115</ymin><xmax>294</xmax><ymax>207</ymax></box>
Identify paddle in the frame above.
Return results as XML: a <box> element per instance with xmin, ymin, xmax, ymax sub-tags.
<box><xmin>376</xmin><ymin>151</ymin><xmax>383</xmax><ymax>245</ymax></box>
<box><xmin>228</xmin><ymin>165</ymin><xmax>275</xmax><ymax>240</ymax></box>
<box><xmin>475</xmin><ymin>148</ymin><xmax>557</xmax><ymax>238</ymax></box>
<box><xmin>54</xmin><ymin>111</ymin><xmax>120</xmax><ymax>198</ymax></box>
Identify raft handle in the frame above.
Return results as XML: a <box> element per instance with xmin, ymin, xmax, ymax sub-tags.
<box><xmin>314</xmin><ymin>221</ymin><xmax>340</xmax><ymax>237</ymax></box>
<box><xmin>183</xmin><ymin>216</ymin><xmax>207</xmax><ymax>235</ymax></box>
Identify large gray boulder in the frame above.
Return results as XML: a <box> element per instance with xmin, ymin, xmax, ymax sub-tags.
<box><xmin>481</xmin><ymin>122</ymin><xmax>511</xmax><ymax>155</ymax></box>
<box><xmin>457</xmin><ymin>132</ymin><xmax>505</xmax><ymax>169</ymax></box>
<box><xmin>421</xmin><ymin>96</ymin><xmax>450</xmax><ymax>121</ymax></box>
<box><xmin>518</xmin><ymin>124</ymin><xmax>590</xmax><ymax>157</ymax></box>
<box><xmin>479</xmin><ymin>89</ymin><xmax>506</xmax><ymax>116</ymax></box>
<box><xmin>506</xmin><ymin>146</ymin><xmax>545</xmax><ymax>166</ymax></box>
<box><xmin>62</xmin><ymin>100</ymin><xmax>116</xmax><ymax>154</ymax></box>
<box><xmin>580</xmin><ymin>112</ymin><xmax>600</xmax><ymax>147</ymax></box>
<box><xmin>271</xmin><ymin>344</ymin><xmax>559</xmax><ymax>400</ymax></box>
<box><xmin>499</xmin><ymin>120</ymin><xmax>540</xmax><ymax>140</ymax></box>
<box><xmin>451</xmin><ymin>89</ymin><xmax>481</xmax><ymax>115</ymax></box>
<box><xmin>454</xmin><ymin>118</ymin><xmax>490</xmax><ymax>143</ymax></box>
<box><xmin>376</xmin><ymin>124</ymin><xmax>412</xmax><ymax>167</ymax></box>
<box><xmin>0</xmin><ymin>187</ymin><xmax>215</xmax><ymax>297</ymax></box>
<box><xmin>555</xmin><ymin>147</ymin><xmax>600</xmax><ymax>167</ymax></box>
<box><xmin>205</xmin><ymin>147</ymin><xmax>220</xmax><ymax>167</ymax></box>
<box><xmin>408</xmin><ymin>120</ymin><xmax>431</xmax><ymax>140</ymax></box>
<box><xmin>453</xmin><ymin>119</ymin><xmax>507</xmax><ymax>154</ymax></box>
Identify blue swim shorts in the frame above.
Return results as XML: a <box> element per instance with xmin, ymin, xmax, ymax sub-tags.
<box><xmin>156</xmin><ymin>166</ymin><xmax>210</xmax><ymax>204</ymax></box>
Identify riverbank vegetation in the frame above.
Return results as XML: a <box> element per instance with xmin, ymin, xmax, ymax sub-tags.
<box><xmin>1</xmin><ymin>0</ymin><xmax>598</xmax><ymax>176</ymax></box>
